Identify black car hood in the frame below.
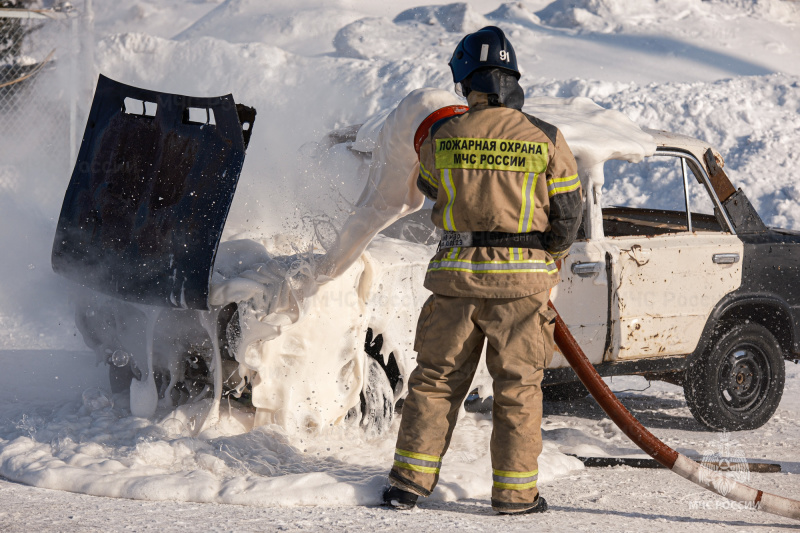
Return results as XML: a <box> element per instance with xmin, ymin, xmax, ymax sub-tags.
<box><xmin>52</xmin><ymin>75</ymin><xmax>256</xmax><ymax>310</ymax></box>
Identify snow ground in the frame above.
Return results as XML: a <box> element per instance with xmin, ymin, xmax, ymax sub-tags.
<box><xmin>2</xmin><ymin>0</ymin><xmax>800</xmax><ymax>529</ymax></box>
<box><xmin>0</xmin><ymin>466</ymin><xmax>797</xmax><ymax>532</ymax></box>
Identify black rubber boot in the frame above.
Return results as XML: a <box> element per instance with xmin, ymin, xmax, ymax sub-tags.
<box><xmin>382</xmin><ymin>486</ymin><xmax>419</xmax><ymax>510</ymax></box>
<box><xmin>498</xmin><ymin>496</ymin><xmax>548</xmax><ymax>515</ymax></box>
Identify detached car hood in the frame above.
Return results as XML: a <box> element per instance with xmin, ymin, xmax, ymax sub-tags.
<box><xmin>52</xmin><ymin>75</ymin><xmax>256</xmax><ymax>310</ymax></box>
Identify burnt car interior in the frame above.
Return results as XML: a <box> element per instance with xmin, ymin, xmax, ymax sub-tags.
<box><xmin>601</xmin><ymin>207</ymin><xmax>723</xmax><ymax>236</ymax></box>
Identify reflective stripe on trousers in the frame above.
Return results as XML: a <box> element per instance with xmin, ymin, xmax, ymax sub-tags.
<box><xmin>493</xmin><ymin>469</ymin><xmax>539</xmax><ymax>490</ymax></box>
<box><xmin>393</xmin><ymin>448</ymin><xmax>442</xmax><ymax>474</ymax></box>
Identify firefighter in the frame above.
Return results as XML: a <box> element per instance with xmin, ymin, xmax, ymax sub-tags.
<box><xmin>382</xmin><ymin>26</ymin><xmax>582</xmax><ymax>514</ymax></box>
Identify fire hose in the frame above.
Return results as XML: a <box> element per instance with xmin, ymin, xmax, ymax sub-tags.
<box><xmin>549</xmin><ymin>301</ymin><xmax>800</xmax><ymax>521</ymax></box>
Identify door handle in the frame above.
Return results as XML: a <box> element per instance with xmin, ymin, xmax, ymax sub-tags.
<box><xmin>571</xmin><ymin>262</ymin><xmax>603</xmax><ymax>277</ymax></box>
<box><xmin>712</xmin><ymin>253</ymin><xmax>740</xmax><ymax>264</ymax></box>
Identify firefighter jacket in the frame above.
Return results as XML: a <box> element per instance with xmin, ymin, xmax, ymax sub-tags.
<box><xmin>417</xmin><ymin>91</ymin><xmax>582</xmax><ymax>298</ymax></box>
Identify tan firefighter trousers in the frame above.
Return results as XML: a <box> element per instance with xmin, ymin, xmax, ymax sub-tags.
<box><xmin>389</xmin><ymin>290</ymin><xmax>556</xmax><ymax>513</ymax></box>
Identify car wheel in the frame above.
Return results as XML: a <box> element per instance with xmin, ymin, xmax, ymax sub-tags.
<box><xmin>684</xmin><ymin>322</ymin><xmax>785</xmax><ymax>431</ymax></box>
<box><xmin>360</xmin><ymin>358</ymin><xmax>395</xmax><ymax>437</ymax></box>
<box><xmin>543</xmin><ymin>381</ymin><xmax>589</xmax><ymax>402</ymax></box>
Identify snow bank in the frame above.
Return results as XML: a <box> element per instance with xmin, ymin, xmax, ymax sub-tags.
<box><xmin>393</xmin><ymin>3</ymin><xmax>490</xmax><ymax>33</ymax></box>
<box><xmin>175</xmin><ymin>0</ymin><xmax>366</xmax><ymax>55</ymax></box>
<box><xmin>716</xmin><ymin>0</ymin><xmax>800</xmax><ymax>23</ymax></box>
<box><xmin>486</xmin><ymin>2</ymin><xmax>544</xmax><ymax>25</ymax></box>
<box><xmin>537</xmin><ymin>0</ymin><xmax>658</xmax><ymax>32</ymax></box>
<box><xmin>91</xmin><ymin>0</ymin><xmax>223</xmax><ymax>40</ymax></box>
<box><xmin>333</xmin><ymin>18</ymin><xmax>426</xmax><ymax>61</ymax></box>
<box><xmin>536</xmin><ymin>0</ymin><xmax>798</xmax><ymax>32</ymax></box>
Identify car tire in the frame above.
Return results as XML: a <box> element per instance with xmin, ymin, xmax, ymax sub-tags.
<box><xmin>360</xmin><ymin>358</ymin><xmax>395</xmax><ymax>436</ymax></box>
<box><xmin>543</xmin><ymin>381</ymin><xmax>590</xmax><ymax>402</ymax></box>
<box><xmin>684</xmin><ymin>322</ymin><xmax>785</xmax><ymax>431</ymax></box>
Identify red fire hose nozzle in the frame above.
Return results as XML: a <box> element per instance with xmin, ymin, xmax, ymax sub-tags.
<box><xmin>549</xmin><ymin>300</ymin><xmax>800</xmax><ymax>521</ymax></box>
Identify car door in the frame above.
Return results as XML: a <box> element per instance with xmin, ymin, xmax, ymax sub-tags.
<box><xmin>603</xmin><ymin>151</ymin><xmax>743</xmax><ymax>360</ymax></box>
<box><xmin>550</xmin><ymin>239</ymin><xmax>610</xmax><ymax>367</ymax></box>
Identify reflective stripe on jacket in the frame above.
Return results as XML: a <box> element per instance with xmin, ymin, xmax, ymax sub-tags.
<box><xmin>417</xmin><ymin>92</ymin><xmax>582</xmax><ymax>298</ymax></box>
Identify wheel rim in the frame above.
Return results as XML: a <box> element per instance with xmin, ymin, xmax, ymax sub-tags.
<box><xmin>718</xmin><ymin>343</ymin><xmax>772</xmax><ymax>413</ymax></box>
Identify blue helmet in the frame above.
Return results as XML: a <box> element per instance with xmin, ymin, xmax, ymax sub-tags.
<box><xmin>448</xmin><ymin>26</ymin><xmax>520</xmax><ymax>84</ymax></box>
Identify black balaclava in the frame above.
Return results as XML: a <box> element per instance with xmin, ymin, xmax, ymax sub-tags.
<box><xmin>462</xmin><ymin>67</ymin><xmax>525</xmax><ymax>110</ymax></box>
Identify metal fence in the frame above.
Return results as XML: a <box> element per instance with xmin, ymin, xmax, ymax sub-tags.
<box><xmin>0</xmin><ymin>3</ymin><xmax>88</xmax><ymax>210</ymax></box>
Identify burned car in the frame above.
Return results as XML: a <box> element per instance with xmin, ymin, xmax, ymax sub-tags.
<box><xmin>57</xmin><ymin>76</ymin><xmax>420</xmax><ymax>435</ymax></box>
<box><xmin>327</xmin><ymin>91</ymin><xmax>798</xmax><ymax>433</ymax></box>
<box><xmin>57</xmin><ymin>83</ymin><xmax>796</xmax><ymax>435</ymax></box>
<box><xmin>546</xmin><ymin>129</ymin><xmax>794</xmax><ymax>432</ymax></box>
